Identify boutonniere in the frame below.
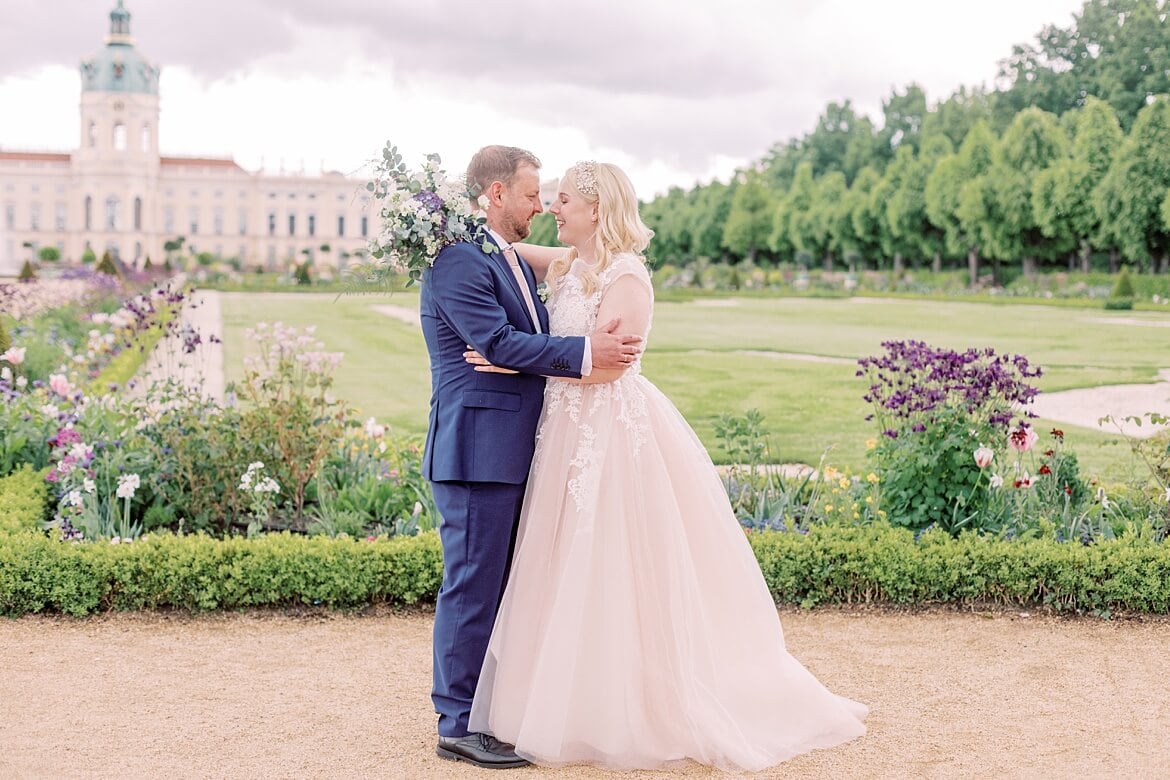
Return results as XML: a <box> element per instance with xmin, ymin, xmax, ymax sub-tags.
<box><xmin>536</xmin><ymin>282</ymin><xmax>550</xmax><ymax>304</ymax></box>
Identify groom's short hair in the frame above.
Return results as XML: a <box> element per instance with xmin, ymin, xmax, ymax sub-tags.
<box><xmin>466</xmin><ymin>146</ymin><xmax>541</xmax><ymax>197</ymax></box>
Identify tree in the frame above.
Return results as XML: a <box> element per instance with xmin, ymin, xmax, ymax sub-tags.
<box><xmin>1095</xmin><ymin>96</ymin><xmax>1170</xmax><ymax>273</ymax></box>
<box><xmin>81</xmin><ymin>247</ymin><xmax>96</xmax><ymax>264</ymax></box>
<box><xmin>37</xmin><ymin>246</ymin><xmax>61</xmax><ymax>263</ymax></box>
<box><xmin>959</xmin><ymin>108</ymin><xmax>1070</xmax><ymax>277</ymax></box>
<box><xmin>806</xmin><ymin>171</ymin><xmax>848</xmax><ymax>270</ymax></box>
<box><xmin>839</xmin><ymin>166</ymin><xmax>882</xmax><ymax>268</ymax></box>
<box><xmin>1033</xmin><ymin>97</ymin><xmax>1124</xmax><ymax>272</ymax></box>
<box><xmin>526</xmin><ymin>213</ymin><xmax>559</xmax><ymax>247</ymax></box>
<box><xmin>878</xmin><ymin>84</ymin><xmax>928</xmax><ymax>161</ymax></box>
<box><xmin>870</xmin><ymin>146</ymin><xmax>918</xmax><ymax>273</ymax></box>
<box><xmin>18</xmin><ymin>259</ymin><xmax>36</xmax><ymax>282</ymax></box>
<box><xmin>722</xmin><ymin>173</ymin><xmax>775</xmax><ymax>264</ymax></box>
<box><xmin>889</xmin><ymin>136</ymin><xmax>954</xmax><ymax>272</ymax></box>
<box><xmin>770</xmin><ymin>162</ymin><xmax>815</xmax><ymax>263</ymax></box>
<box><xmin>642</xmin><ymin>186</ymin><xmax>694</xmax><ymax>266</ymax></box>
<box><xmin>95</xmin><ymin>251</ymin><xmax>119</xmax><ymax>276</ymax></box>
<box><xmin>921</xmin><ymin>86</ymin><xmax>993</xmax><ymax>150</ymax></box>
<box><xmin>926</xmin><ymin>121</ymin><xmax>996</xmax><ymax>285</ymax></box>
<box><xmin>690</xmin><ymin>181</ymin><xmax>734</xmax><ymax>261</ymax></box>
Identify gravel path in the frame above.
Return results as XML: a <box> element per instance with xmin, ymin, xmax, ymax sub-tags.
<box><xmin>132</xmin><ymin>286</ymin><xmax>225</xmax><ymax>401</ymax></box>
<box><xmin>2</xmin><ymin>608</ymin><xmax>1167</xmax><ymax>779</ymax></box>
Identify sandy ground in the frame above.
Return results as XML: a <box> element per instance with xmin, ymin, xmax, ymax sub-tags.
<box><xmin>2</xmin><ymin>608</ymin><xmax>1168</xmax><ymax>780</ymax></box>
<box><xmin>1030</xmin><ymin>369</ymin><xmax>1170</xmax><ymax>439</ymax></box>
<box><xmin>132</xmin><ymin>287</ymin><xmax>225</xmax><ymax>402</ymax></box>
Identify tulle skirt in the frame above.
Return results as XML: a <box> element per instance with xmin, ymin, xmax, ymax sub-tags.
<box><xmin>469</xmin><ymin>375</ymin><xmax>867</xmax><ymax>771</ymax></box>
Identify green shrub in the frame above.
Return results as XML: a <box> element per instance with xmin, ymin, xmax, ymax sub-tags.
<box><xmin>0</xmin><ymin>531</ymin><xmax>444</xmax><ymax>616</ymax></box>
<box><xmin>0</xmin><ymin>316</ymin><xmax>9</xmax><ymax>354</ymax></box>
<box><xmin>95</xmin><ymin>252</ymin><xmax>119</xmax><ymax>276</ymax></box>
<box><xmin>0</xmin><ymin>466</ymin><xmax>49</xmax><ymax>535</ymax></box>
<box><xmin>295</xmin><ymin>262</ymin><xmax>313</xmax><ymax>286</ymax></box>
<box><xmin>4</xmin><ymin>523</ymin><xmax>1170</xmax><ymax>617</ymax></box>
<box><xmin>1104</xmin><ymin>297</ymin><xmax>1134</xmax><ymax>310</ymax></box>
<box><xmin>1112</xmin><ymin>266</ymin><xmax>1136</xmax><ymax>298</ymax></box>
<box><xmin>18</xmin><ymin>260</ymin><xmax>36</xmax><ymax>282</ymax></box>
<box><xmin>81</xmin><ymin>248</ymin><xmax>97</xmax><ymax>264</ymax></box>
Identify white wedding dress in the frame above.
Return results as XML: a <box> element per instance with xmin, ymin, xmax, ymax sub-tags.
<box><xmin>468</xmin><ymin>253</ymin><xmax>867</xmax><ymax>771</ymax></box>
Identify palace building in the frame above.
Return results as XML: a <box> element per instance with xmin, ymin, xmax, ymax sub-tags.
<box><xmin>0</xmin><ymin>2</ymin><xmax>374</xmax><ymax>274</ymax></box>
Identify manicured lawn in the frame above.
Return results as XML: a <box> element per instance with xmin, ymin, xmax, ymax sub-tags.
<box><xmin>220</xmin><ymin>292</ymin><xmax>1170</xmax><ymax>480</ymax></box>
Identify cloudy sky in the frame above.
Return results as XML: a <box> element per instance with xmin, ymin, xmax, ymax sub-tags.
<box><xmin>0</xmin><ymin>0</ymin><xmax>1085</xmax><ymax>197</ymax></box>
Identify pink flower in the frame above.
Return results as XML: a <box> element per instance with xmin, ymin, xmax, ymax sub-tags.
<box><xmin>49</xmin><ymin>374</ymin><xmax>72</xmax><ymax>397</ymax></box>
<box><xmin>1014</xmin><ymin>472</ymin><xmax>1034</xmax><ymax>489</ymax></box>
<box><xmin>1</xmin><ymin>347</ymin><xmax>25</xmax><ymax>366</ymax></box>
<box><xmin>973</xmin><ymin>446</ymin><xmax>994</xmax><ymax>468</ymax></box>
<box><xmin>1008</xmin><ymin>425</ymin><xmax>1039</xmax><ymax>453</ymax></box>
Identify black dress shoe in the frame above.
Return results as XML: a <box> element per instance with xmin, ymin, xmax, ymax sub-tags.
<box><xmin>436</xmin><ymin>733</ymin><xmax>530</xmax><ymax>769</ymax></box>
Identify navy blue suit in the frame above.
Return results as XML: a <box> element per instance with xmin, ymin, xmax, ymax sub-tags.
<box><xmin>420</xmin><ymin>237</ymin><xmax>585</xmax><ymax>737</ymax></box>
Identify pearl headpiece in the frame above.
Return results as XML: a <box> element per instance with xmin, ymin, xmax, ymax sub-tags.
<box><xmin>572</xmin><ymin>160</ymin><xmax>598</xmax><ymax>197</ymax></box>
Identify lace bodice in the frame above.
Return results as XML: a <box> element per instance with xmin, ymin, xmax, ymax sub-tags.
<box><xmin>547</xmin><ymin>253</ymin><xmax>653</xmax><ymax>349</ymax></box>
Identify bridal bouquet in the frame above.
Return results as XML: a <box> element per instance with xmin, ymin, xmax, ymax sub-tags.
<box><xmin>360</xmin><ymin>143</ymin><xmax>493</xmax><ymax>288</ymax></box>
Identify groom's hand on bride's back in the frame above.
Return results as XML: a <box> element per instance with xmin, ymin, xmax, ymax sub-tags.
<box><xmin>590</xmin><ymin>317</ymin><xmax>642</xmax><ymax>370</ymax></box>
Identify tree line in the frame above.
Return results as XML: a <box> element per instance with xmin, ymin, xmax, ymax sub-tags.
<box><xmin>640</xmin><ymin>0</ymin><xmax>1170</xmax><ymax>280</ymax></box>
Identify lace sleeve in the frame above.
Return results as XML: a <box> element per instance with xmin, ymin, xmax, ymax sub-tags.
<box><xmin>596</xmin><ymin>254</ymin><xmax>654</xmax><ymax>339</ymax></box>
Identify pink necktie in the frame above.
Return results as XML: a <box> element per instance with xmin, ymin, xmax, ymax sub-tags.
<box><xmin>503</xmin><ymin>246</ymin><xmax>541</xmax><ymax>333</ymax></box>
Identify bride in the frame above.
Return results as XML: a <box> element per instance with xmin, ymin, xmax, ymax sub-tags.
<box><xmin>464</xmin><ymin>161</ymin><xmax>867</xmax><ymax>772</ymax></box>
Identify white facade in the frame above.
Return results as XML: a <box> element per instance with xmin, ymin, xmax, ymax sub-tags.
<box><xmin>0</xmin><ymin>2</ymin><xmax>374</xmax><ymax>274</ymax></box>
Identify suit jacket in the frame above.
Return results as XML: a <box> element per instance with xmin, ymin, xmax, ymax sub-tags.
<box><xmin>419</xmin><ymin>238</ymin><xmax>585</xmax><ymax>484</ymax></box>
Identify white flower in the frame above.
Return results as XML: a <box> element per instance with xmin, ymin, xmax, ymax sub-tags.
<box><xmin>40</xmin><ymin>403</ymin><xmax>59</xmax><ymax>418</ymax></box>
<box><xmin>989</xmin><ymin>474</ymin><xmax>1004</xmax><ymax>489</ymax></box>
<box><xmin>66</xmin><ymin>490</ymin><xmax>83</xmax><ymax>508</ymax></box>
<box><xmin>15</xmin><ymin>376</ymin><xmax>27</xmax><ymax>389</ymax></box>
<box><xmin>412</xmin><ymin>501</ymin><xmax>423</xmax><ymax>517</ymax></box>
<box><xmin>69</xmin><ymin>442</ymin><xmax>92</xmax><ymax>461</ymax></box>
<box><xmin>1164</xmin><ymin>486</ymin><xmax>1170</xmax><ymax>503</ymax></box>
<box><xmin>364</xmin><ymin>417</ymin><xmax>385</xmax><ymax>439</ymax></box>
<box><xmin>1</xmin><ymin>366</ymin><xmax>10</xmax><ymax>383</ymax></box>
<box><xmin>83</xmin><ymin>478</ymin><xmax>96</xmax><ymax>494</ymax></box>
<box><xmin>116</xmin><ymin>473</ymin><xmax>141</xmax><ymax>499</ymax></box>
<box><xmin>255</xmin><ymin>477</ymin><xmax>280</xmax><ymax>494</ymax></box>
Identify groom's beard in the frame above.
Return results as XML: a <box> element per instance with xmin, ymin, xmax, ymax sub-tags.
<box><xmin>499</xmin><ymin>211</ymin><xmax>532</xmax><ymax>243</ymax></box>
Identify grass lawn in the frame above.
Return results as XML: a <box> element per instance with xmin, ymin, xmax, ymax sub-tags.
<box><xmin>220</xmin><ymin>292</ymin><xmax>1170</xmax><ymax>481</ymax></box>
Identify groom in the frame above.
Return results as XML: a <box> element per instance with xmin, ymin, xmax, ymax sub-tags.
<box><xmin>420</xmin><ymin>145</ymin><xmax>641</xmax><ymax>768</ymax></box>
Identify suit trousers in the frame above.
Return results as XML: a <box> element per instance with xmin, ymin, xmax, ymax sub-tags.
<box><xmin>430</xmin><ymin>479</ymin><xmax>526</xmax><ymax>737</ymax></box>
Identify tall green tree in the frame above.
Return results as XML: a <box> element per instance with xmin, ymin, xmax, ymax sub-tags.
<box><xmin>807</xmin><ymin>171</ymin><xmax>848</xmax><ymax>270</ymax></box>
<box><xmin>870</xmin><ymin>145</ymin><xmax>918</xmax><ymax>273</ymax></box>
<box><xmin>643</xmin><ymin>186</ymin><xmax>694</xmax><ymax>266</ymax></box>
<box><xmin>691</xmin><ymin>181</ymin><xmax>734</xmax><ymax>261</ymax></box>
<box><xmin>878</xmin><ymin>84</ymin><xmax>928</xmax><ymax>161</ymax></box>
<box><xmin>840</xmin><ymin>166</ymin><xmax>882</xmax><ymax>268</ymax></box>
<box><xmin>770</xmin><ymin>162</ymin><xmax>815</xmax><ymax>264</ymax></box>
<box><xmin>921</xmin><ymin>86</ymin><xmax>993</xmax><ymax>150</ymax></box>
<box><xmin>925</xmin><ymin>121</ymin><xmax>996</xmax><ymax>284</ymax></box>
<box><xmin>888</xmin><ymin>135</ymin><xmax>954</xmax><ymax>272</ymax></box>
<box><xmin>1095</xmin><ymin>96</ymin><xmax>1170</xmax><ymax>273</ymax></box>
<box><xmin>722</xmin><ymin>173</ymin><xmax>775</xmax><ymax>264</ymax></box>
<box><xmin>959</xmin><ymin>108</ymin><xmax>1071</xmax><ymax>277</ymax></box>
<box><xmin>1033</xmin><ymin>97</ymin><xmax>1124</xmax><ymax>271</ymax></box>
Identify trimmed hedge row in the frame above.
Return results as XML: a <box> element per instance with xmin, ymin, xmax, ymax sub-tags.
<box><xmin>2</xmin><ymin>521</ymin><xmax>1170</xmax><ymax>617</ymax></box>
<box><xmin>750</xmin><ymin>525</ymin><xmax>1170</xmax><ymax>615</ymax></box>
<box><xmin>0</xmin><ymin>531</ymin><xmax>443</xmax><ymax>616</ymax></box>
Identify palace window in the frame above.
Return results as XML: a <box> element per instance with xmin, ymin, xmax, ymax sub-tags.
<box><xmin>87</xmin><ymin>121</ymin><xmax>97</xmax><ymax>148</ymax></box>
<box><xmin>113</xmin><ymin>123</ymin><xmax>127</xmax><ymax>152</ymax></box>
<box><xmin>238</xmin><ymin>209</ymin><xmax>247</xmax><ymax>236</ymax></box>
<box><xmin>84</xmin><ymin>196</ymin><xmax>92</xmax><ymax>230</ymax></box>
<box><xmin>308</xmin><ymin>214</ymin><xmax>316</xmax><ymax>237</ymax></box>
<box><xmin>213</xmin><ymin>208</ymin><xmax>224</xmax><ymax>236</ymax></box>
<box><xmin>361</xmin><ymin>216</ymin><xmax>368</xmax><ymax>238</ymax></box>
<box><xmin>164</xmin><ymin>206</ymin><xmax>174</xmax><ymax>233</ymax></box>
<box><xmin>30</xmin><ymin>203</ymin><xmax>41</xmax><ymax>231</ymax></box>
<box><xmin>55</xmin><ymin>203</ymin><xmax>66</xmax><ymax>231</ymax></box>
<box><xmin>4</xmin><ymin>204</ymin><xmax>14</xmax><ymax>231</ymax></box>
<box><xmin>337</xmin><ymin>215</ymin><xmax>345</xmax><ymax>237</ymax></box>
<box><xmin>189</xmin><ymin>207</ymin><xmax>199</xmax><ymax>235</ymax></box>
<box><xmin>288</xmin><ymin>214</ymin><xmax>296</xmax><ymax>236</ymax></box>
<box><xmin>140</xmin><ymin>124</ymin><xmax>151</xmax><ymax>152</ymax></box>
<box><xmin>268</xmin><ymin>212</ymin><xmax>276</xmax><ymax>236</ymax></box>
<box><xmin>133</xmin><ymin>197</ymin><xmax>142</xmax><ymax>231</ymax></box>
<box><xmin>105</xmin><ymin>196</ymin><xmax>120</xmax><ymax>231</ymax></box>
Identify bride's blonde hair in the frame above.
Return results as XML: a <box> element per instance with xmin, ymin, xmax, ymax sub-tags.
<box><xmin>547</xmin><ymin>162</ymin><xmax>655</xmax><ymax>297</ymax></box>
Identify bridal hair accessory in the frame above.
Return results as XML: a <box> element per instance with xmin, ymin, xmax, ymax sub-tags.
<box><xmin>573</xmin><ymin>160</ymin><xmax>598</xmax><ymax>196</ymax></box>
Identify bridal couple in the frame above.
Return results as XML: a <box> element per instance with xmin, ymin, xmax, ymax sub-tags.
<box><xmin>419</xmin><ymin>145</ymin><xmax>867</xmax><ymax>772</ymax></box>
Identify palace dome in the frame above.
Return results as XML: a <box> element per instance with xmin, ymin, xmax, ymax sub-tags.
<box><xmin>79</xmin><ymin>2</ymin><xmax>159</xmax><ymax>96</ymax></box>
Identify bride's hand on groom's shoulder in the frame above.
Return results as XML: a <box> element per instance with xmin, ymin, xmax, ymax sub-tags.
<box><xmin>464</xmin><ymin>347</ymin><xmax>519</xmax><ymax>374</ymax></box>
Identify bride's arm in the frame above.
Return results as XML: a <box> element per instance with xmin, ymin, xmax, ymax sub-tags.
<box><xmin>513</xmin><ymin>242</ymin><xmax>564</xmax><ymax>283</ymax></box>
<box><xmin>554</xmin><ymin>275</ymin><xmax>652</xmax><ymax>385</ymax></box>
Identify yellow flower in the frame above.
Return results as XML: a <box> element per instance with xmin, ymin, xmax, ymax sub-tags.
<box><xmin>866</xmin><ymin>472</ymin><xmax>879</xmax><ymax>484</ymax></box>
<box><xmin>865</xmin><ymin>496</ymin><xmax>874</xmax><ymax>504</ymax></box>
<box><xmin>825</xmin><ymin>504</ymin><xmax>834</xmax><ymax>512</ymax></box>
<box><xmin>839</xmin><ymin>477</ymin><xmax>850</xmax><ymax>489</ymax></box>
<box><xmin>825</xmin><ymin>466</ymin><xmax>841</xmax><ymax>481</ymax></box>
<box><xmin>878</xmin><ymin>510</ymin><xmax>887</xmax><ymax>518</ymax></box>
<box><xmin>853</xmin><ymin>512</ymin><xmax>861</xmax><ymax>519</ymax></box>
<box><xmin>852</xmin><ymin>503</ymin><xmax>859</xmax><ymax>511</ymax></box>
<box><xmin>865</xmin><ymin>438</ymin><xmax>877</xmax><ymax>450</ymax></box>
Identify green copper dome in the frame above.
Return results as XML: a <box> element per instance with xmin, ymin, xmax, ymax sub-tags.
<box><xmin>79</xmin><ymin>2</ymin><xmax>159</xmax><ymax>95</ymax></box>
